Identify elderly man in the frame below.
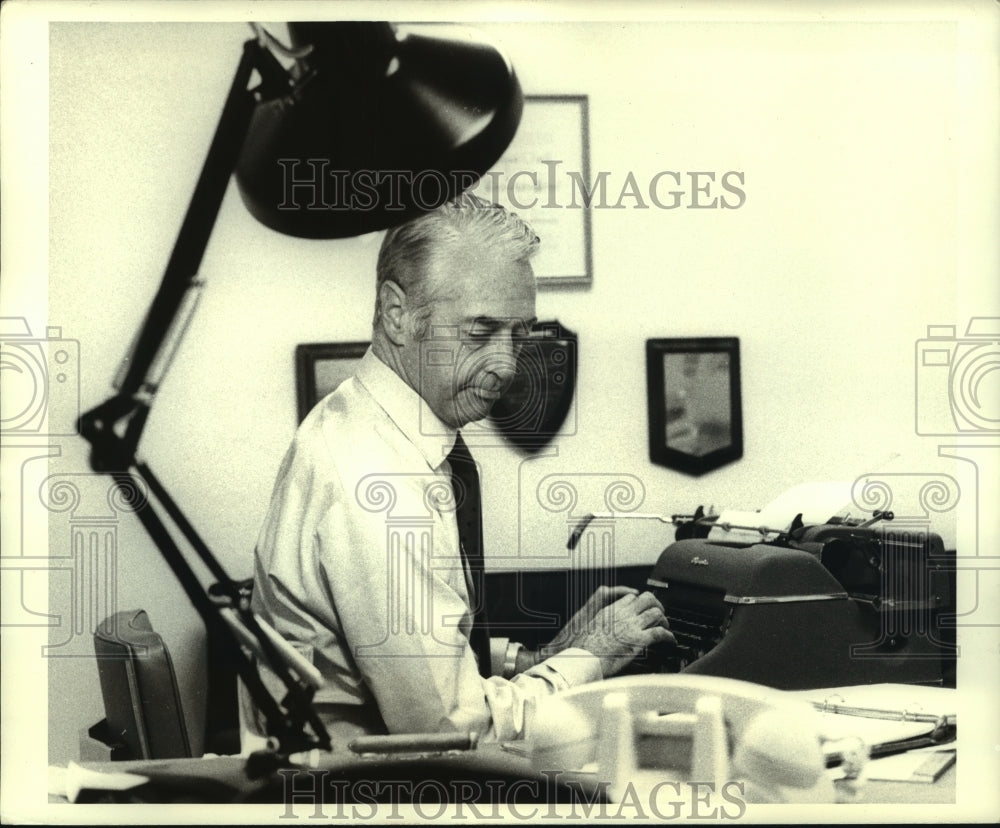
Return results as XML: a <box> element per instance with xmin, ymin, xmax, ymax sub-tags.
<box><xmin>240</xmin><ymin>194</ymin><xmax>672</xmax><ymax>748</ymax></box>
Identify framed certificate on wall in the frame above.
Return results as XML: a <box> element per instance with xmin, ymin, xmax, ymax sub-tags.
<box><xmin>470</xmin><ymin>95</ymin><xmax>592</xmax><ymax>287</ymax></box>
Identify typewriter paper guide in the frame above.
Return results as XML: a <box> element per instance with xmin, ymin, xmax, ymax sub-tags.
<box><xmin>707</xmin><ymin>481</ymin><xmax>855</xmax><ymax>543</ymax></box>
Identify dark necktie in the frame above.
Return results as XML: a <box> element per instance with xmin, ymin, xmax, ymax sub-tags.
<box><xmin>446</xmin><ymin>432</ymin><xmax>492</xmax><ymax>678</ymax></box>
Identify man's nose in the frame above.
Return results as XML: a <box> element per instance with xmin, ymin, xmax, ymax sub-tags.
<box><xmin>480</xmin><ymin>337</ymin><xmax>521</xmax><ymax>383</ymax></box>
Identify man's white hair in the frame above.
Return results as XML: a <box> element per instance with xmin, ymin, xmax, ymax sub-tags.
<box><xmin>373</xmin><ymin>193</ymin><xmax>540</xmax><ymax>334</ymax></box>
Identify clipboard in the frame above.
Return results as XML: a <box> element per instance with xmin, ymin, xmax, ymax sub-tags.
<box><xmin>788</xmin><ymin>684</ymin><xmax>957</xmax><ymax>765</ymax></box>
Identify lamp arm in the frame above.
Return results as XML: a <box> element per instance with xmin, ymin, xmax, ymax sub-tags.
<box><xmin>78</xmin><ymin>38</ymin><xmax>331</xmax><ymax>758</ymax></box>
<box><xmin>80</xmin><ymin>39</ymin><xmax>265</xmax><ymax>468</ymax></box>
<box><xmin>128</xmin><ymin>39</ymin><xmax>265</xmax><ymax>398</ymax></box>
<box><xmin>135</xmin><ymin>460</ymin><xmax>331</xmax><ymax>758</ymax></box>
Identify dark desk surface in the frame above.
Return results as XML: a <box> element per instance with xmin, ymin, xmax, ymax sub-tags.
<box><xmin>56</xmin><ymin>746</ymin><xmax>955</xmax><ymax>807</ymax></box>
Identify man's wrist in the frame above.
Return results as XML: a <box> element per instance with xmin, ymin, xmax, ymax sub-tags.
<box><xmin>504</xmin><ymin>643</ymin><xmax>574</xmax><ymax>675</ymax></box>
<box><xmin>514</xmin><ymin>646</ymin><xmax>545</xmax><ymax>674</ymax></box>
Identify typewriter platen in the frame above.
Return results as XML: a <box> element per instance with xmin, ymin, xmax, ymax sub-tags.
<box><xmin>638</xmin><ymin>509</ymin><xmax>956</xmax><ymax>689</ymax></box>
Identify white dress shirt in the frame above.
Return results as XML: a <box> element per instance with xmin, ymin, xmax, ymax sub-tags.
<box><xmin>239</xmin><ymin>349</ymin><xmax>601</xmax><ymax>749</ymax></box>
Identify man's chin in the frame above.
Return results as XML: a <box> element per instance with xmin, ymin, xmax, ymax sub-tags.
<box><xmin>455</xmin><ymin>391</ymin><xmax>499</xmax><ymax>425</ymax></box>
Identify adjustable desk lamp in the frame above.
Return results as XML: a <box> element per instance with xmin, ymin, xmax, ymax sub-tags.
<box><xmin>77</xmin><ymin>21</ymin><xmax>523</xmax><ymax>765</ymax></box>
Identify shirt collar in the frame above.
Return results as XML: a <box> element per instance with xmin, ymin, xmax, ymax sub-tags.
<box><xmin>356</xmin><ymin>348</ymin><xmax>457</xmax><ymax>470</ymax></box>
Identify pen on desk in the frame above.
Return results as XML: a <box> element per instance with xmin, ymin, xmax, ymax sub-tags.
<box><xmin>348</xmin><ymin>732</ymin><xmax>478</xmax><ymax>755</ymax></box>
<box><xmin>813</xmin><ymin>701</ymin><xmax>956</xmax><ymax>728</ymax></box>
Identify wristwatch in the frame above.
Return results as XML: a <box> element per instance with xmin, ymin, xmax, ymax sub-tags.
<box><xmin>503</xmin><ymin>640</ymin><xmax>524</xmax><ymax>679</ymax></box>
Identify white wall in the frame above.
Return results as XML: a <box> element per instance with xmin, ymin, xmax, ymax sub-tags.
<box><xmin>38</xmin><ymin>17</ymin><xmax>997</xmax><ymax>764</ymax></box>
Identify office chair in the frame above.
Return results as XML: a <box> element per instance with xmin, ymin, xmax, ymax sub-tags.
<box><xmin>91</xmin><ymin>609</ymin><xmax>192</xmax><ymax>760</ymax></box>
<box><xmin>91</xmin><ymin>607</ymin><xmax>242</xmax><ymax>760</ymax></box>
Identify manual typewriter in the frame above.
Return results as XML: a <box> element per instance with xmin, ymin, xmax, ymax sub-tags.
<box><xmin>639</xmin><ymin>508</ymin><xmax>956</xmax><ymax>689</ymax></box>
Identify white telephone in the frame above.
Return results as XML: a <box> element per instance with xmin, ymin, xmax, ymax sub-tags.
<box><xmin>527</xmin><ymin>673</ymin><xmax>837</xmax><ymax>805</ymax></box>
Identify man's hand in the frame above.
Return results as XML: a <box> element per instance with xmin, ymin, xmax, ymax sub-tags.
<box><xmin>544</xmin><ymin>587</ymin><xmax>677</xmax><ymax>678</ymax></box>
<box><xmin>544</xmin><ymin>585</ymin><xmax>638</xmax><ymax>656</ymax></box>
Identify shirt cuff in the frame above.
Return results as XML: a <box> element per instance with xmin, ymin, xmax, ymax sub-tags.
<box><xmin>538</xmin><ymin>647</ymin><xmax>602</xmax><ymax>687</ymax></box>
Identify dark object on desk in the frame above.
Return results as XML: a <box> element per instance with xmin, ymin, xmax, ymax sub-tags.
<box><xmin>92</xmin><ymin>610</ymin><xmax>192</xmax><ymax>760</ymax></box>
<box><xmin>71</xmin><ymin>751</ymin><xmax>609</xmax><ymax>806</ymax></box>
<box><xmin>349</xmin><ymin>731</ymin><xmax>478</xmax><ymax>755</ymax></box>
<box><xmin>644</xmin><ymin>522</ymin><xmax>956</xmax><ymax>689</ymax></box>
<box><xmin>242</xmin><ymin>753</ymin><xmax>605</xmax><ymax>806</ymax></box>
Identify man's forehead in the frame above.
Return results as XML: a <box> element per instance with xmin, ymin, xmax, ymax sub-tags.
<box><xmin>432</xmin><ymin>235</ymin><xmax>500</xmax><ymax>265</ymax></box>
<box><xmin>427</xmin><ymin>315</ymin><xmax>538</xmax><ymax>337</ymax></box>
<box><xmin>428</xmin><ymin>236</ymin><xmax>533</xmax><ymax>276</ymax></box>
<box><xmin>425</xmin><ymin>249</ymin><xmax>535</xmax><ymax>304</ymax></box>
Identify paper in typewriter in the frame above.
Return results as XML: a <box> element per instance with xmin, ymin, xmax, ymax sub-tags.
<box><xmin>707</xmin><ymin>481</ymin><xmax>855</xmax><ymax>543</ymax></box>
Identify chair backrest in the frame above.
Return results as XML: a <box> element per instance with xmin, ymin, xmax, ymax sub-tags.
<box><xmin>93</xmin><ymin>609</ymin><xmax>192</xmax><ymax>760</ymax></box>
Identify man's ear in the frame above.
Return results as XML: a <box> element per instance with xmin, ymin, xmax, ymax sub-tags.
<box><xmin>378</xmin><ymin>280</ymin><xmax>409</xmax><ymax>346</ymax></box>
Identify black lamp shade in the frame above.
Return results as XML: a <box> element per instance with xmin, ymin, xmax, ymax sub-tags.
<box><xmin>235</xmin><ymin>22</ymin><xmax>524</xmax><ymax>239</ymax></box>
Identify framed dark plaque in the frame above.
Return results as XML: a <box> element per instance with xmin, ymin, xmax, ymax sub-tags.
<box><xmin>646</xmin><ymin>337</ymin><xmax>743</xmax><ymax>475</ymax></box>
<box><xmin>488</xmin><ymin>321</ymin><xmax>578</xmax><ymax>453</ymax></box>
